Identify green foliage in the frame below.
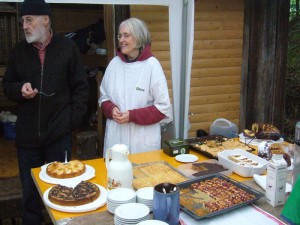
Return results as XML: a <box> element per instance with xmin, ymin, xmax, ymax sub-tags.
<box><xmin>290</xmin><ymin>0</ymin><xmax>299</xmax><ymax>19</ymax></box>
<box><xmin>284</xmin><ymin>12</ymin><xmax>300</xmax><ymax>141</ymax></box>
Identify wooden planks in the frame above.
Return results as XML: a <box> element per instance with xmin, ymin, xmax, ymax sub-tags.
<box><xmin>190</xmin><ymin>76</ymin><xmax>241</xmax><ymax>87</ymax></box>
<box><xmin>192</xmin><ymin>67</ymin><xmax>242</xmax><ymax>78</ymax></box>
<box><xmin>189</xmin><ymin>0</ymin><xmax>244</xmax><ymax>137</ymax></box>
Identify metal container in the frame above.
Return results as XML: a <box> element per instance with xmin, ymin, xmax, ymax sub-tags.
<box><xmin>177</xmin><ymin>174</ymin><xmax>264</xmax><ymax>220</ymax></box>
<box><xmin>209</xmin><ymin>118</ymin><xmax>238</xmax><ymax>138</ymax></box>
<box><xmin>163</xmin><ymin>139</ymin><xmax>189</xmax><ymax>157</ymax></box>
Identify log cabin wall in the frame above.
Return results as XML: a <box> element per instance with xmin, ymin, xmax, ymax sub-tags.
<box><xmin>189</xmin><ymin>0</ymin><xmax>244</xmax><ymax>137</ymax></box>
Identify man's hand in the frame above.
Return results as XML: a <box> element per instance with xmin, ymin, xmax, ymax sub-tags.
<box><xmin>21</xmin><ymin>82</ymin><xmax>38</xmax><ymax>99</ymax></box>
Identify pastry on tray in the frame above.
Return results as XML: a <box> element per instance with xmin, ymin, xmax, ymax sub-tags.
<box><xmin>48</xmin><ymin>181</ymin><xmax>100</xmax><ymax>206</ymax></box>
<box><xmin>190</xmin><ymin>177</ymin><xmax>256</xmax><ymax>213</ymax></box>
<box><xmin>133</xmin><ymin>162</ymin><xmax>187</xmax><ymax>189</ymax></box>
<box><xmin>46</xmin><ymin>160</ymin><xmax>86</xmax><ymax>178</ymax></box>
<box><xmin>228</xmin><ymin>154</ymin><xmax>260</xmax><ymax>167</ymax></box>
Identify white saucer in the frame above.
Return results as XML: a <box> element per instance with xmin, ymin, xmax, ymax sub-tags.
<box><xmin>136</xmin><ymin>187</ymin><xmax>154</xmax><ymax>201</ymax></box>
<box><xmin>115</xmin><ymin>203</ymin><xmax>150</xmax><ymax>220</ymax></box>
<box><xmin>108</xmin><ymin>188</ymin><xmax>136</xmax><ymax>202</ymax></box>
<box><xmin>138</xmin><ymin>220</ymin><xmax>169</xmax><ymax>225</ymax></box>
<box><xmin>175</xmin><ymin>154</ymin><xmax>198</xmax><ymax>163</ymax></box>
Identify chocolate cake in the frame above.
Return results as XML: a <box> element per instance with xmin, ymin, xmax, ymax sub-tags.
<box><xmin>48</xmin><ymin>181</ymin><xmax>100</xmax><ymax>206</ymax></box>
<box><xmin>243</xmin><ymin>123</ymin><xmax>281</xmax><ymax>141</ymax></box>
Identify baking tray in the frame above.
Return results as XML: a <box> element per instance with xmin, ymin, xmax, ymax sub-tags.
<box><xmin>132</xmin><ymin>161</ymin><xmax>189</xmax><ymax>190</ymax></box>
<box><xmin>177</xmin><ymin>173</ymin><xmax>264</xmax><ymax>220</ymax></box>
<box><xmin>185</xmin><ymin>135</ymin><xmax>226</xmax><ymax>144</ymax></box>
<box><xmin>187</xmin><ymin>135</ymin><xmax>225</xmax><ymax>159</ymax></box>
<box><xmin>187</xmin><ymin>136</ymin><xmax>255</xmax><ymax>159</ymax></box>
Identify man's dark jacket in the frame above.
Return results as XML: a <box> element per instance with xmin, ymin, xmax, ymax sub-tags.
<box><xmin>3</xmin><ymin>33</ymin><xmax>89</xmax><ymax>148</ymax></box>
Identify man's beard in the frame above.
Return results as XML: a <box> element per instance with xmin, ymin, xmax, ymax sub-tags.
<box><xmin>25</xmin><ymin>25</ymin><xmax>47</xmax><ymax>43</ymax></box>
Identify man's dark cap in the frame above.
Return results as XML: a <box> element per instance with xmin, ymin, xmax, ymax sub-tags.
<box><xmin>19</xmin><ymin>0</ymin><xmax>51</xmax><ymax>16</ymax></box>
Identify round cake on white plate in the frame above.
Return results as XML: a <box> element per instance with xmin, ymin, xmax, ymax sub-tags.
<box><xmin>48</xmin><ymin>181</ymin><xmax>100</xmax><ymax>206</ymax></box>
<box><xmin>46</xmin><ymin>160</ymin><xmax>86</xmax><ymax>179</ymax></box>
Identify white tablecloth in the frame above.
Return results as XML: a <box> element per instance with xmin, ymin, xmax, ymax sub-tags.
<box><xmin>179</xmin><ymin>204</ymin><xmax>286</xmax><ymax>225</ymax></box>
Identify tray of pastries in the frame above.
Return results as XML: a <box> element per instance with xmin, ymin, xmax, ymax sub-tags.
<box><xmin>218</xmin><ymin>149</ymin><xmax>268</xmax><ymax>177</ymax></box>
<box><xmin>178</xmin><ymin>174</ymin><xmax>263</xmax><ymax>220</ymax></box>
<box><xmin>132</xmin><ymin>161</ymin><xmax>188</xmax><ymax>190</ymax></box>
<box><xmin>187</xmin><ymin>135</ymin><xmax>254</xmax><ymax>159</ymax></box>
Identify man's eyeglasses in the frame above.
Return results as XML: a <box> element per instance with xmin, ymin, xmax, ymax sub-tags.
<box><xmin>117</xmin><ymin>33</ymin><xmax>131</xmax><ymax>40</ymax></box>
<box><xmin>19</xmin><ymin>16</ymin><xmax>38</xmax><ymax>26</ymax></box>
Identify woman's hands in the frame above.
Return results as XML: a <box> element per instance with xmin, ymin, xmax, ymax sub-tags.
<box><xmin>112</xmin><ymin>107</ymin><xmax>130</xmax><ymax>124</ymax></box>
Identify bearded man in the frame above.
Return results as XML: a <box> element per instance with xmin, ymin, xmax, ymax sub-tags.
<box><xmin>2</xmin><ymin>0</ymin><xmax>89</xmax><ymax>224</ymax></box>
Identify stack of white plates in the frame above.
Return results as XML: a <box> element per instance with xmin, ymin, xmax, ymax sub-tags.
<box><xmin>107</xmin><ymin>188</ymin><xmax>136</xmax><ymax>214</ymax></box>
<box><xmin>114</xmin><ymin>203</ymin><xmax>150</xmax><ymax>225</ymax></box>
<box><xmin>137</xmin><ymin>220</ymin><xmax>169</xmax><ymax>225</ymax></box>
<box><xmin>136</xmin><ymin>187</ymin><xmax>154</xmax><ymax>212</ymax></box>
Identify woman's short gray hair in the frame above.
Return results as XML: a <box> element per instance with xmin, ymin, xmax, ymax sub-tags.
<box><xmin>119</xmin><ymin>18</ymin><xmax>151</xmax><ymax>49</ymax></box>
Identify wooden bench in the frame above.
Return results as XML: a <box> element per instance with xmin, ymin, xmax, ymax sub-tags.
<box><xmin>0</xmin><ymin>177</ymin><xmax>22</xmax><ymax>225</ymax></box>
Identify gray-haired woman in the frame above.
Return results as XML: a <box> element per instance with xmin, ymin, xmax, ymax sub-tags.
<box><xmin>99</xmin><ymin>17</ymin><xmax>171</xmax><ymax>155</ymax></box>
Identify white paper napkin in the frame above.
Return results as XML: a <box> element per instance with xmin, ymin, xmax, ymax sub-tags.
<box><xmin>253</xmin><ymin>174</ymin><xmax>292</xmax><ymax>193</ymax></box>
<box><xmin>179</xmin><ymin>204</ymin><xmax>287</xmax><ymax>225</ymax></box>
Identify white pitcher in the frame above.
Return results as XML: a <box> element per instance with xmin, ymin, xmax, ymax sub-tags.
<box><xmin>105</xmin><ymin>144</ymin><xmax>133</xmax><ymax>190</ymax></box>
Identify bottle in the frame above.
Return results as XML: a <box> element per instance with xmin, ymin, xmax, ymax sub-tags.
<box><xmin>292</xmin><ymin>121</ymin><xmax>300</xmax><ymax>187</ymax></box>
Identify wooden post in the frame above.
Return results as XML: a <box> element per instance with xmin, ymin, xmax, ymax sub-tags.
<box><xmin>241</xmin><ymin>0</ymin><xmax>290</xmax><ymax>131</ymax></box>
<box><xmin>96</xmin><ymin>71</ymin><xmax>104</xmax><ymax>157</ymax></box>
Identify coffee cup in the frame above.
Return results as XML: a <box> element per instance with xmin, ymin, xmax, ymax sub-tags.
<box><xmin>153</xmin><ymin>183</ymin><xmax>180</xmax><ymax>225</ymax></box>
